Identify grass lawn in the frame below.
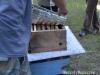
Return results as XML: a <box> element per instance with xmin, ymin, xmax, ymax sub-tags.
<box><xmin>67</xmin><ymin>0</ymin><xmax>100</xmax><ymax>74</ymax></box>
<box><xmin>32</xmin><ymin>0</ymin><xmax>100</xmax><ymax>74</ymax></box>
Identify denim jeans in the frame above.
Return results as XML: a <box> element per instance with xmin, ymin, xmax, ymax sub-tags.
<box><xmin>0</xmin><ymin>56</ymin><xmax>31</xmax><ymax>75</ymax></box>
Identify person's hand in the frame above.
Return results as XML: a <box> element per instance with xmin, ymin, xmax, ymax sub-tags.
<box><xmin>58</xmin><ymin>7</ymin><xmax>68</xmax><ymax>16</ymax></box>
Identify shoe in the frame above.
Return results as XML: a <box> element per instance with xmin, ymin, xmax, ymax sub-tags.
<box><xmin>92</xmin><ymin>29</ymin><xmax>99</xmax><ymax>35</ymax></box>
<box><xmin>79</xmin><ymin>30</ymin><xmax>88</xmax><ymax>37</ymax></box>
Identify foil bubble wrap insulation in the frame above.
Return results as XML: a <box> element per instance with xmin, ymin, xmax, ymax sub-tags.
<box><xmin>32</xmin><ymin>5</ymin><xmax>67</xmax><ymax>25</ymax></box>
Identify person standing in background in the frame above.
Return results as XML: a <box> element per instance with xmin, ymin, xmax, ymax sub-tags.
<box><xmin>79</xmin><ymin>0</ymin><xmax>100</xmax><ymax>37</ymax></box>
<box><xmin>38</xmin><ymin>0</ymin><xmax>58</xmax><ymax>12</ymax></box>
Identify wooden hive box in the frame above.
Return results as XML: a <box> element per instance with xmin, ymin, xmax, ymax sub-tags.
<box><xmin>28</xmin><ymin>24</ymin><xmax>67</xmax><ymax>53</ymax></box>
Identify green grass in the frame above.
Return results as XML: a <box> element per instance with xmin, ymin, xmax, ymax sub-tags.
<box><xmin>66</xmin><ymin>0</ymin><xmax>100</xmax><ymax>74</ymax></box>
<box><xmin>66</xmin><ymin>0</ymin><xmax>100</xmax><ymax>52</ymax></box>
<box><xmin>32</xmin><ymin>0</ymin><xmax>38</xmax><ymax>5</ymax></box>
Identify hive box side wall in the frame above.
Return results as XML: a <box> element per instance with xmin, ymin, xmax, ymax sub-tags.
<box><xmin>30</xmin><ymin>57</ymin><xmax>70</xmax><ymax>75</ymax></box>
<box><xmin>29</xmin><ymin>29</ymin><xmax>67</xmax><ymax>53</ymax></box>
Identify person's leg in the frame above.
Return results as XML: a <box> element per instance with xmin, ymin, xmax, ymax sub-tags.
<box><xmin>83</xmin><ymin>0</ymin><xmax>97</xmax><ymax>31</ymax></box>
<box><xmin>92</xmin><ymin>6</ymin><xmax>100</xmax><ymax>34</ymax></box>
<box><xmin>79</xmin><ymin>0</ymin><xmax>97</xmax><ymax>36</ymax></box>
<box><xmin>92</xmin><ymin>0</ymin><xmax>100</xmax><ymax>34</ymax></box>
<box><xmin>19</xmin><ymin>56</ymin><xmax>31</xmax><ymax>75</ymax></box>
<box><xmin>0</xmin><ymin>56</ymin><xmax>31</xmax><ymax>75</ymax></box>
<box><xmin>51</xmin><ymin>5</ymin><xmax>58</xmax><ymax>12</ymax></box>
<box><xmin>92</xmin><ymin>9</ymin><xmax>99</xmax><ymax>30</ymax></box>
<box><xmin>0</xmin><ymin>57</ymin><xmax>20</xmax><ymax>75</ymax></box>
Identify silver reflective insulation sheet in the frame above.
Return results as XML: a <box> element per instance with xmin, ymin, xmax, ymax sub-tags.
<box><xmin>32</xmin><ymin>5</ymin><xmax>67</xmax><ymax>25</ymax></box>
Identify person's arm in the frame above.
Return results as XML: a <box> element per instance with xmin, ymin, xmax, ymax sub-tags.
<box><xmin>52</xmin><ymin>0</ymin><xmax>68</xmax><ymax>16</ymax></box>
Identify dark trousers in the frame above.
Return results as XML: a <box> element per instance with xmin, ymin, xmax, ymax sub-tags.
<box><xmin>83</xmin><ymin>0</ymin><xmax>99</xmax><ymax>31</ymax></box>
<box><xmin>40</xmin><ymin>5</ymin><xmax>58</xmax><ymax>12</ymax></box>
